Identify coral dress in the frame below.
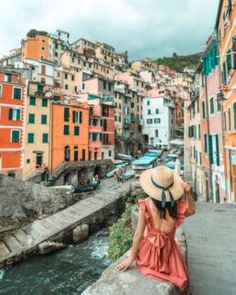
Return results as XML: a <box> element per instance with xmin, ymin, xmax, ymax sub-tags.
<box><xmin>136</xmin><ymin>199</ymin><xmax>189</xmax><ymax>291</ymax></box>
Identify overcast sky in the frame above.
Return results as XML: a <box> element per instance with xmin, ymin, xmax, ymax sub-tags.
<box><xmin>0</xmin><ymin>0</ymin><xmax>219</xmax><ymax>60</ymax></box>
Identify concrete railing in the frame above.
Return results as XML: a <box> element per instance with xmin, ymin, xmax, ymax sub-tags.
<box><xmin>82</xmin><ymin>206</ymin><xmax>187</xmax><ymax>295</ymax></box>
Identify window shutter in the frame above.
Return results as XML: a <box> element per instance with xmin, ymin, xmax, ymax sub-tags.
<box><xmin>79</xmin><ymin>111</ymin><xmax>82</xmax><ymax>123</ymax></box>
<box><xmin>209</xmin><ymin>135</ymin><xmax>214</xmax><ymax>164</ymax></box>
<box><xmin>9</xmin><ymin>109</ymin><xmax>12</xmax><ymax>120</ymax></box>
<box><xmin>73</xmin><ymin>111</ymin><xmax>76</xmax><ymax>123</ymax></box>
<box><xmin>234</xmin><ymin>102</ymin><xmax>236</xmax><ymax>130</ymax></box>
<box><xmin>16</xmin><ymin>109</ymin><xmax>20</xmax><ymax>120</ymax></box>
<box><xmin>216</xmin><ymin>135</ymin><xmax>220</xmax><ymax>166</ymax></box>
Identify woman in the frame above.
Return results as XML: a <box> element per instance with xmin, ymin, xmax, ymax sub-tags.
<box><xmin>116</xmin><ymin>165</ymin><xmax>195</xmax><ymax>292</ymax></box>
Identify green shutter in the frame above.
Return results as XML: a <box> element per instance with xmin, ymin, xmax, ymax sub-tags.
<box><xmin>42</xmin><ymin>133</ymin><xmax>48</xmax><ymax>143</ymax></box>
<box><xmin>28</xmin><ymin>113</ymin><xmax>35</xmax><ymax>124</ymax></box>
<box><xmin>216</xmin><ymin>135</ymin><xmax>220</xmax><ymax>166</ymax></box>
<box><xmin>42</xmin><ymin>98</ymin><xmax>48</xmax><ymax>107</ymax></box>
<box><xmin>234</xmin><ymin>102</ymin><xmax>236</xmax><ymax>130</ymax></box>
<box><xmin>64</xmin><ymin>108</ymin><xmax>70</xmax><ymax>122</ymax></box>
<box><xmin>64</xmin><ymin>125</ymin><xmax>69</xmax><ymax>135</ymax></box>
<box><xmin>16</xmin><ymin>109</ymin><xmax>20</xmax><ymax>120</ymax></box>
<box><xmin>209</xmin><ymin>135</ymin><xmax>214</xmax><ymax>164</ymax></box>
<box><xmin>74</xmin><ymin>126</ymin><xmax>80</xmax><ymax>135</ymax></box>
<box><xmin>204</xmin><ymin>134</ymin><xmax>208</xmax><ymax>153</ymax></box>
<box><xmin>9</xmin><ymin>109</ymin><xmax>13</xmax><ymax>120</ymax></box>
<box><xmin>41</xmin><ymin>115</ymin><xmax>47</xmax><ymax>124</ymax></box>
<box><xmin>12</xmin><ymin>130</ymin><xmax>20</xmax><ymax>142</ymax></box>
<box><xmin>228</xmin><ymin>109</ymin><xmax>231</xmax><ymax>130</ymax></box>
<box><xmin>79</xmin><ymin>111</ymin><xmax>82</xmax><ymax>123</ymax></box>
<box><xmin>28</xmin><ymin>133</ymin><xmax>34</xmax><ymax>143</ymax></box>
<box><xmin>13</xmin><ymin>88</ymin><xmax>21</xmax><ymax>99</ymax></box>
<box><xmin>30</xmin><ymin>96</ymin><xmax>36</xmax><ymax>105</ymax></box>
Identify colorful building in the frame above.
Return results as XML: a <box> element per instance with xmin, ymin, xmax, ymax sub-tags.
<box><xmin>216</xmin><ymin>0</ymin><xmax>236</xmax><ymax>202</ymax></box>
<box><xmin>0</xmin><ymin>70</ymin><xmax>26</xmax><ymax>178</ymax></box>
<box><xmin>51</xmin><ymin>100</ymin><xmax>89</xmax><ymax>172</ymax></box>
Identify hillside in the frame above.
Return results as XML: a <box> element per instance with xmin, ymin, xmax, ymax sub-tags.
<box><xmin>154</xmin><ymin>52</ymin><xmax>201</xmax><ymax>73</ymax></box>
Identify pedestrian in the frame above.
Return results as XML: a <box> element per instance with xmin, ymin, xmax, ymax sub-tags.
<box><xmin>116</xmin><ymin>165</ymin><xmax>196</xmax><ymax>293</ymax></box>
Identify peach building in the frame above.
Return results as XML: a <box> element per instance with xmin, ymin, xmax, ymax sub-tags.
<box><xmin>0</xmin><ymin>70</ymin><xmax>26</xmax><ymax>179</ymax></box>
<box><xmin>216</xmin><ymin>0</ymin><xmax>236</xmax><ymax>202</ymax></box>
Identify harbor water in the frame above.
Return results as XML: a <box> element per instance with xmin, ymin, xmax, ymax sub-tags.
<box><xmin>0</xmin><ymin>230</ymin><xmax>110</xmax><ymax>295</ymax></box>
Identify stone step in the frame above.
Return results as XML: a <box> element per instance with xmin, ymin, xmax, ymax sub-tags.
<box><xmin>3</xmin><ymin>236</ymin><xmax>23</xmax><ymax>254</ymax></box>
<box><xmin>0</xmin><ymin>242</ymin><xmax>11</xmax><ymax>260</ymax></box>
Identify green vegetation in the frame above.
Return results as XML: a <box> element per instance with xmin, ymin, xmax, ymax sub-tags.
<box><xmin>27</xmin><ymin>29</ymin><xmax>48</xmax><ymax>38</ymax></box>
<box><xmin>154</xmin><ymin>52</ymin><xmax>202</xmax><ymax>73</ymax></box>
<box><xmin>108</xmin><ymin>190</ymin><xmax>148</xmax><ymax>260</ymax></box>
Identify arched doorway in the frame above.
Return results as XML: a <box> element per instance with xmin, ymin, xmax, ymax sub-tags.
<box><xmin>74</xmin><ymin>146</ymin><xmax>78</xmax><ymax>161</ymax></box>
<box><xmin>64</xmin><ymin>146</ymin><xmax>70</xmax><ymax>161</ymax></box>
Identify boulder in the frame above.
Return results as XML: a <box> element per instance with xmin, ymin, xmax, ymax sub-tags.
<box><xmin>38</xmin><ymin>241</ymin><xmax>66</xmax><ymax>255</ymax></box>
<box><xmin>73</xmin><ymin>224</ymin><xmax>89</xmax><ymax>243</ymax></box>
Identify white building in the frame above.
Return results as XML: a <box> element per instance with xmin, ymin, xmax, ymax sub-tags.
<box><xmin>142</xmin><ymin>96</ymin><xmax>175</xmax><ymax>149</ymax></box>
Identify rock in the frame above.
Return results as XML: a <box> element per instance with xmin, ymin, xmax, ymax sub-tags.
<box><xmin>38</xmin><ymin>241</ymin><xmax>66</xmax><ymax>255</ymax></box>
<box><xmin>73</xmin><ymin>224</ymin><xmax>89</xmax><ymax>243</ymax></box>
<box><xmin>0</xmin><ymin>174</ymin><xmax>73</xmax><ymax>224</ymax></box>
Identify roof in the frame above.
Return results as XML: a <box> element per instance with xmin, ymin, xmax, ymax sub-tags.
<box><xmin>215</xmin><ymin>0</ymin><xmax>224</xmax><ymax>29</ymax></box>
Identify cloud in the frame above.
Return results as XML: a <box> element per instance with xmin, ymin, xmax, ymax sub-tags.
<box><xmin>0</xmin><ymin>0</ymin><xmax>219</xmax><ymax>60</ymax></box>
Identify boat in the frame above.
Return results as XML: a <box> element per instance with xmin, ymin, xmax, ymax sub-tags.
<box><xmin>106</xmin><ymin>162</ymin><xmax>130</xmax><ymax>178</ymax></box>
<box><xmin>163</xmin><ymin>154</ymin><xmax>178</xmax><ymax>163</ymax></box>
<box><xmin>132</xmin><ymin>155</ymin><xmax>156</xmax><ymax>171</ymax></box>
<box><xmin>123</xmin><ymin>169</ymin><xmax>135</xmax><ymax>180</ymax></box>
<box><xmin>72</xmin><ymin>182</ymin><xmax>100</xmax><ymax>193</ymax></box>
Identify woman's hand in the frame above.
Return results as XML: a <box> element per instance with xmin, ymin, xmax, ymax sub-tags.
<box><xmin>116</xmin><ymin>256</ymin><xmax>134</xmax><ymax>272</ymax></box>
<box><xmin>181</xmin><ymin>181</ymin><xmax>191</xmax><ymax>192</ymax></box>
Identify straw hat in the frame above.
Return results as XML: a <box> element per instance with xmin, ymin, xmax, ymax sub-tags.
<box><xmin>140</xmin><ymin>165</ymin><xmax>184</xmax><ymax>206</ymax></box>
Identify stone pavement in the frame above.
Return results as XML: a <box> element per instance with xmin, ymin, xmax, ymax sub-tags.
<box><xmin>0</xmin><ymin>177</ymin><xmax>133</xmax><ymax>268</ymax></box>
<box><xmin>183</xmin><ymin>202</ymin><xmax>236</xmax><ymax>295</ymax></box>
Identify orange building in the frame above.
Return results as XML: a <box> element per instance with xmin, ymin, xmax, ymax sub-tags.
<box><xmin>216</xmin><ymin>0</ymin><xmax>236</xmax><ymax>202</ymax></box>
<box><xmin>51</xmin><ymin>100</ymin><xmax>89</xmax><ymax>172</ymax></box>
<box><xmin>0</xmin><ymin>70</ymin><xmax>26</xmax><ymax>178</ymax></box>
<box><xmin>22</xmin><ymin>33</ymin><xmax>52</xmax><ymax>61</ymax></box>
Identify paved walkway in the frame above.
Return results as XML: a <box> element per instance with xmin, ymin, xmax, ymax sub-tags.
<box><xmin>0</xmin><ymin>178</ymin><xmax>133</xmax><ymax>267</ymax></box>
<box><xmin>183</xmin><ymin>202</ymin><xmax>236</xmax><ymax>295</ymax></box>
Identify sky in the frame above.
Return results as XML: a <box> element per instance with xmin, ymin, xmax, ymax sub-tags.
<box><xmin>0</xmin><ymin>0</ymin><xmax>219</xmax><ymax>60</ymax></box>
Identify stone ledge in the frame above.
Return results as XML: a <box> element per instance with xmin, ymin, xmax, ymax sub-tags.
<box><xmin>82</xmin><ymin>227</ymin><xmax>186</xmax><ymax>295</ymax></box>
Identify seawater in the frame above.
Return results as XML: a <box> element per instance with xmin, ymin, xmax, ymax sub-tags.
<box><xmin>0</xmin><ymin>230</ymin><xmax>110</xmax><ymax>295</ymax></box>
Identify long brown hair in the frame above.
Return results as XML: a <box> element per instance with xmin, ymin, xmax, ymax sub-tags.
<box><xmin>151</xmin><ymin>198</ymin><xmax>177</xmax><ymax>219</ymax></box>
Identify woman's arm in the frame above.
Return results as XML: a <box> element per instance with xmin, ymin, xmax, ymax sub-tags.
<box><xmin>116</xmin><ymin>205</ymin><xmax>146</xmax><ymax>271</ymax></box>
<box><xmin>182</xmin><ymin>182</ymin><xmax>196</xmax><ymax>217</ymax></box>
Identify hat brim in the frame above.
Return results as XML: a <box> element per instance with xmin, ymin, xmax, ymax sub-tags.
<box><xmin>140</xmin><ymin>168</ymin><xmax>184</xmax><ymax>201</ymax></box>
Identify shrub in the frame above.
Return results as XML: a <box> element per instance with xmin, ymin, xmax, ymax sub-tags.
<box><xmin>108</xmin><ymin>204</ymin><xmax>133</xmax><ymax>260</ymax></box>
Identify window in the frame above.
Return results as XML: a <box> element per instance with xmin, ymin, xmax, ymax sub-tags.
<box><xmin>74</xmin><ymin>126</ymin><xmax>80</xmax><ymax>135</ymax></box>
<box><xmin>147</xmin><ymin>100</ymin><xmax>150</xmax><ymax>105</ymax></box>
<box><xmin>202</xmin><ymin>101</ymin><xmax>206</xmax><ymax>119</ymax></box>
<box><xmin>210</xmin><ymin>97</ymin><xmax>214</xmax><ymax>114</ymax></box>
<box><xmin>109</xmin><ymin>150</ymin><xmax>112</xmax><ymax>157</ymax></box>
<box><xmin>79</xmin><ymin>111</ymin><xmax>83</xmax><ymax>123</ymax></box>
<box><xmin>154</xmin><ymin>118</ymin><xmax>161</xmax><ymax>124</ymax></box>
<box><xmin>65</xmin><ymin>84</ymin><xmax>68</xmax><ymax>90</ymax></box>
<box><xmin>82</xmin><ymin>149</ymin><xmax>86</xmax><ymax>161</ymax></box>
<box><xmin>228</xmin><ymin>108</ymin><xmax>231</xmax><ymax>131</ymax></box>
<box><xmin>148</xmin><ymin>109</ymin><xmax>151</xmax><ymax>115</ymax></box>
<box><xmin>64</xmin><ymin>108</ymin><xmax>70</xmax><ymax>122</ymax></box>
<box><xmin>217</xmin><ymin>100</ymin><xmax>221</xmax><ymax>112</ymax></box>
<box><xmin>74</xmin><ymin>86</ymin><xmax>78</xmax><ymax>92</ymax></box>
<box><xmin>28</xmin><ymin>113</ymin><xmax>35</xmax><ymax>124</ymax></box>
<box><xmin>147</xmin><ymin>119</ymin><xmax>153</xmax><ymax>124</ymax></box>
<box><xmin>4</xmin><ymin>74</ymin><xmax>12</xmax><ymax>83</ymax></box>
<box><xmin>82</xmin><ymin>83</ymin><xmax>86</xmax><ymax>90</ymax></box>
<box><xmin>28</xmin><ymin>133</ymin><xmax>34</xmax><ymax>143</ymax></box>
<box><xmin>71</xmin><ymin>75</ymin><xmax>74</xmax><ymax>81</ymax></box>
<box><xmin>155</xmin><ymin>130</ymin><xmax>159</xmax><ymax>137</ymax></box>
<box><xmin>64</xmin><ymin>125</ymin><xmax>70</xmax><ymax>135</ymax></box>
<box><xmin>198</xmin><ymin>125</ymin><xmax>201</xmax><ymax>139</ymax></box>
<box><xmin>30</xmin><ymin>96</ymin><xmax>36</xmax><ymax>105</ymax></box>
<box><xmin>42</xmin><ymin>133</ymin><xmax>48</xmax><ymax>143</ymax></box>
<box><xmin>11</xmin><ymin>130</ymin><xmax>20</xmax><ymax>143</ymax></box>
<box><xmin>42</xmin><ymin>98</ymin><xmax>48</xmax><ymax>107</ymax></box>
<box><xmin>204</xmin><ymin>134</ymin><xmax>208</xmax><ymax>153</ymax></box>
<box><xmin>103</xmin><ymin>81</ymin><xmax>107</xmax><ymax>90</ymax></box>
<box><xmin>13</xmin><ymin>88</ymin><xmax>22</xmax><ymax>99</ymax></box>
<box><xmin>65</xmin><ymin>73</ymin><xmax>68</xmax><ymax>79</ymax></box>
<box><xmin>9</xmin><ymin>109</ymin><xmax>21</xmax><ymax>121</ymax></box>
<box><xmin>234</xmin><ymin>102</ymin><xmax>236</xmax><ymax>130</ymax></box>
<box><xmin>73</xmin><ymin>111</ymin><xmax>79</xmax><ymax>123</ymax></box>
<box><xmin>41</xmin><ymin>115</ymin><xmax>47</xmax><ymax>124</ymax></box>
<box><xmin>156</xmin><ymin>109</ymin><xmax>159</xmax><ymax>114</ymax></box>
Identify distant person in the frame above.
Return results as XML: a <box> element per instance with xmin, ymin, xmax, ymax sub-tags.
<box><xmin>117</xmin><ymin>166</ymin><xmax>196</xmax><ymax>293</ymax></box>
